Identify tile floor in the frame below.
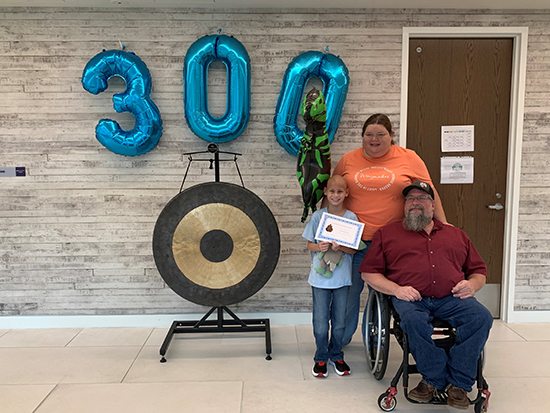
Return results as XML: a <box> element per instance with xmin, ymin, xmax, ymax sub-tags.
<box><xmin>0</xmin><ymin>320</ymin><xmax>547</xmax><ymax>412</ymax></box>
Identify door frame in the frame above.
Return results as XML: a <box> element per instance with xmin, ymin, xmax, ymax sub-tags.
<box><xmin>399</xmin><ymin>27</ymin><xmax>528</xmax><ymax>323</ymax></box>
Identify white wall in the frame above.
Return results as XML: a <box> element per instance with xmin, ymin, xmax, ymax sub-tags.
<box><xmin>0</xmin><ymin>7</ymin><xmax>549</xmax><ymax>323</ymax></box>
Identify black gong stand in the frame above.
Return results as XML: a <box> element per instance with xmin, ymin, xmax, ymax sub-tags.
<box><xmin>159</xmin><ymin>143</ymin><xmax>272</xmax><ymax>363</ymax></box>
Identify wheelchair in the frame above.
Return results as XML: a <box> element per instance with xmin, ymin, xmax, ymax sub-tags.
<box><xmin>362</xmin><ymin>289</ymin><xmax>491</xmax><ymax>412</ymax></box>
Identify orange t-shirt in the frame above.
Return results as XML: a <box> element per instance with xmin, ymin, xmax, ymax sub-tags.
<box><xmin>333</xmin><ymin>145</ymin><xmax>434</xmax><ymax>240</ymax></box>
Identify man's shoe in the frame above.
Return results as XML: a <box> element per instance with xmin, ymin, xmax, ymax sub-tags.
<box><xmin>329</xmin><ymin>359</ymin><xmax>351</xmax><ymax>376</ymax></box>
<box><xmin>312</xmin><ymin>362</ymin><xmax>328</xmax><ymax>378</ymax></box>
<box><xmin>408</xmin><ymin>380</ymin><xmax>435</xmax><ymax>403</ymax></box>
<box><xmin>447</xmin><ymin>385</ymin><xmax>470</xmax><ymax>410</ymax></box>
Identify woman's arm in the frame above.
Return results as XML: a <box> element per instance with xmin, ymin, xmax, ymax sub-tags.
<box><xmin>433</xmin><ymin>187</ymin><xmax>449</xmax><ymax>224</ymax></box>
<box><xmin>409</xmin><ymin>149</ymin><xmax>449</xmax><ymax>224</ymax></box>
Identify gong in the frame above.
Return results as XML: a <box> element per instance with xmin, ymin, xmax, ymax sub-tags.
<box><xmin>153</xmin><ymin>182</ymin><xmax>280</xmax><ymax>307</ymax></box>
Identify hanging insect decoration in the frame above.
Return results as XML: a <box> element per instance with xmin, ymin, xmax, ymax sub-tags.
<box><xmin>297</xmin><ymin>88</ymin><xmax>331</xmax><ymax>223</ymax></box>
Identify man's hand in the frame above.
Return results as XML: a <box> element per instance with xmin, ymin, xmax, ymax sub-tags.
<box><xmin>395</xmin><ymin>286</ymin><xmax>422</xmax><ymax>302</ymax></box>
<box><xmin>331</xmin><ymin>242</ymin><xmax>340</xmax><ymax>251</ymax></box>
<box><xmin>452</xmin><ymin>280</ymin><xmax>476</xmax><ymax>299</ymax></box>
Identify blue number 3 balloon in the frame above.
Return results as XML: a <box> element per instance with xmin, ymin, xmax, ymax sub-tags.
<box><xmin>82</xmin><ymin>50</ymin><xmax>163</xmax><ymax>156</ymax></box>
<box><xmin>274</xmin><ymin>51</ymin><xmax>349</xmax><ymax>156</ymax></box>
<box><xmin>184</xmin><ymin>34</ymin><xmax>251</xmax><ymax>143</ymax></box>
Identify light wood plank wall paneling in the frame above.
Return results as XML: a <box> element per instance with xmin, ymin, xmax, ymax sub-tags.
<box><xmin>0</xmin><ymin>7</ymin><xmax>548</xmax><ymax>315</ymax></box>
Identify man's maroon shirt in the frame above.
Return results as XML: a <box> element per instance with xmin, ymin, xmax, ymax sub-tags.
<box><xmin>359</xmin><ymin>219</ymin><xmax>487</xmax><ymax>298</ymax></box>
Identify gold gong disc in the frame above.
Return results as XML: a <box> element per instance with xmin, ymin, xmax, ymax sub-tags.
<box><xmin>153</xmin><ymin>182</ymin><xmax>280</xmax><ymax>307</ymax></box>
<box><xmin>172</xmin><ymin>203</ymin><xmax>260</xmax><ymax>289</ymax></box>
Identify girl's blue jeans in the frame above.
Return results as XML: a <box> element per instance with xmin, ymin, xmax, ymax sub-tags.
<box><xmin>312</xmin><ymin>285</ymin><xmax>349</xmax><ymax>363</ymax></box>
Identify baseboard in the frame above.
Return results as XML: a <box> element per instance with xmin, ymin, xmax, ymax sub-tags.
<box><xmin>507</xmin><ymin>309</ymin><xmax>550</xmax><ymax>323</ymax></box>
<box><xmin>0</xmin><ymin>312</ymin><xmax>314</xmax><ymax>329</ymax></box>
<box><xmin>2</xmin><ymin>308</ymin><xmax>547</xmax><ymax>329</ymax></box>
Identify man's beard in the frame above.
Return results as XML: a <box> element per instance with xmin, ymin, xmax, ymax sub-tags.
<box><xmin>403</xmin><ymin>206</ymin><xmax>433</xmax><ymax>232</ymax></box>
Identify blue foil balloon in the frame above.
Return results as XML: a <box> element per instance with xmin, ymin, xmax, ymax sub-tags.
<box><xmin>184</xmin><ymin>34</ymin><xmax>251</xmax><ymax>143</ymax></box>
<box><xmin>82</xmin><ymin>50</ymin><xmax>163</xmax><ymax>156</ymax></box>
<box><xmin>274</xmin><ymin>51</ymin><xmax>350</xmax><ymax>156</ymax></box>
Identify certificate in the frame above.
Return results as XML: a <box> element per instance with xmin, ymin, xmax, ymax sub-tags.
<box><xmin>314</xmin><ymin>212</ymin><xmax>365</xmax><ymax>250</ymax></box>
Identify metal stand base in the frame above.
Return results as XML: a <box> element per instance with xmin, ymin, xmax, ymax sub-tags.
<box><xmin>159</xmin><ymin>306</ymin><xmax>272</xmax><ymax>362</ymax></box>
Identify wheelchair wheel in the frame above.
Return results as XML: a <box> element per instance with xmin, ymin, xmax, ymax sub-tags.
<box><xmin>378</xmin><ymin>392</ymin><xmax>397</xmax><ymax>412</ymax></box>
<box><xmin>363</xmin><ymin>289</ymin><xmax>390</xmax><ymax>380</ymax></box>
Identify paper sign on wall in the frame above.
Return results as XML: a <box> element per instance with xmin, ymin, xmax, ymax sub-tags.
<box><xmin>441</xmin><ymin>125</ymin><xmax>474</xmax><ymax>152</ymax></box>
<box><xmin>440</xmin><ymin>156</ymin><xmax>474</xmax><ymax>184</ymax></box>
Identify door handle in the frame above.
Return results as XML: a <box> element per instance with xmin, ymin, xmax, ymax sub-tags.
<box><xmin>487</xmin><ymin>203</ymin><xmax>503</xmax><ymax>210</ymax></box>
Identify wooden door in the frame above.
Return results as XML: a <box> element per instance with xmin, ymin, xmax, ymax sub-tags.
<box><xmin>407</xmin><ymin>38</ymin><xmax>513</xmax><ymax>317</ymax></box>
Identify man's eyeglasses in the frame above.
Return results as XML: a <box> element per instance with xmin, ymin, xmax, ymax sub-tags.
<box><xmin>405</xmin><ymin>195</ymin><xmax>433</xmax><ymax>203</ymax></box>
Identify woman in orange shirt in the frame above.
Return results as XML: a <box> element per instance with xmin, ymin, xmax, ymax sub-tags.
<box><xmin>333</xmin><ymin>114</ymin><xmax>447</xmax><ymax>345</ymax></box>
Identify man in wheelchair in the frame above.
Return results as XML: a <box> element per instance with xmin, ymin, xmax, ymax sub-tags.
<box><xmin>359</xmin><ymin>181</ymin><xmax>493</xmax><ymax>410</ymax></box>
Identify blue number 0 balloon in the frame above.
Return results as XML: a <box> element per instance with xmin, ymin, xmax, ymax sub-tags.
<box><xmin>274</xmin><ymin>51</ymin><xmax>350</xmax><ymax>156</ymax></box>
<box><xmin>184</xmin><ymin>34</ymin><xmax>251</xmax><ymax>143</ymax></box>
<box><xmin>82</xmin><ymin>50</ymin><xmax>163</xmax><ymax>156</ymax></box>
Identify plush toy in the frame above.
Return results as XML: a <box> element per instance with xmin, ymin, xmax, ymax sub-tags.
<box><xmin>314</xmin><ymin>249</ymin><xmax>343</xmax><ymax>278</ymax></box>
<box><xmin>314</xmin><ymin>240</ymin><xmax>367</xmax><ymax>278</ymax></box>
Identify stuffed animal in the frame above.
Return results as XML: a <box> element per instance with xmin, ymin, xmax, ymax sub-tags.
<box><xmin>314</xmin><ymin>240</ymin><xmax>368</xmax><ymax>278</ymax></box>
<box><xmin>314</xmin><ymin>249</ymin><xmax>343</xmax><ymax>278</ymax></box>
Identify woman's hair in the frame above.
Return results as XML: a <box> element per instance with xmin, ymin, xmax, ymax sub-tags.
<box><xmin>361</xmin><ymin>113</ymin><xmax>393</xmax><ymax>137</ymax></box>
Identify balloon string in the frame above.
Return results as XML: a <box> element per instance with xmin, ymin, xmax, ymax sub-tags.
<box><xmin>318</xmin><ymin>53</ymin><xmax>327</xmax><ymax>73</ymax></box>
<box><xmin>213</xmin><ymin>35</ymin><xmax>220</xmax><ymax>59</ymax></box>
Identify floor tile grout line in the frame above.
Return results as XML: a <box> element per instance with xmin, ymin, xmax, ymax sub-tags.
<box><xmin>64</xmin><ymin>328</ymin><xmax>84</xmax><ymax>347</ymax></box>
<box><xmin>495</xmin><ymin>322</ymin><xmax>531</xmax><ymax>342</ymax></box>
<box><xmin>31</xmin><ymin>383</ymin><xmax>59</xmax><ymax>413</ymax></box>
<box><xmin>239</xmin><ymin>380</ymin><xmax>245</xmax><ymax>413</ymax></box>
<box><xmin>142</xmin><ymin>327</ymin><xmax>156</xmax><ymax>347</ymax></box>
<box><xmin>296</xmin><ymin>325</ymin><xmax>311</xmax><ymax>381</ymax></box>
<box><xmin>0</xmin><ymin>329</ymin><xmax>11</xmax><ymax>340</ymax></box>
<box><xmin>120</xmin><ymin>335</ymin><xmax>152</xmax><ymax>383</ymax></box>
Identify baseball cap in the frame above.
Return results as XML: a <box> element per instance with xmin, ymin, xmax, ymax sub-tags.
<box><xmin>402</xmin><ymin>181</ymin><xmax>434</xmax><ymax>199</ymax></box>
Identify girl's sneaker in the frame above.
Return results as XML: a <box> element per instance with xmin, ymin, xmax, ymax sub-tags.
<box><xmin>329</xmin><ymin>359</ymin><xmax>351</xmax><ymax>376</ymax></box>
<box><xmin>312</xmin><ymin>361</ymin><xmax>328</xmax><ymax>378</ymax></box>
